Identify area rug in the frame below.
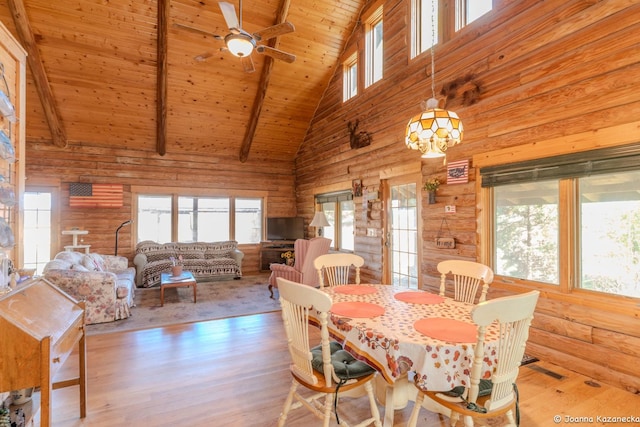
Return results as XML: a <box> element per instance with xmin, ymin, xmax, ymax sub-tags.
<box><xmin>85</xmin><ymin>274</ymin><xmax>279</xmax><ymax>336</ymax></box>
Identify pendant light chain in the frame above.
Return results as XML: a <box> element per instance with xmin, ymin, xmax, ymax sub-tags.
<box><xmin>430</xmin><ymin>0</ymin><xmax>436</xmax><ymax>101</ymax></box>
<box><xmin>404</xmin><ymin>0</ymin><xmax>464</xmax><ymax>158</ymax></box>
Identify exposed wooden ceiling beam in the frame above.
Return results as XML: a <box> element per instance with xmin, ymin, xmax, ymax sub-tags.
<box><xmin>157</xmin><ymin>0</ymin><xmax>168</xmax><ymax>156</ymax></box>
<box><xmin>8</xmin><ymin>0</ymin><xmax>67</xmax><ymax>148</ymax></box>
<box><xmin>239</xmin><ymin>0</ymin><xmax>292</xmax><ymax>163</ymax></box>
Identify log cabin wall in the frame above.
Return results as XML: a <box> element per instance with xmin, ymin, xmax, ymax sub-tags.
<box><xmin>295</xmin><ymin>0</ymin><xmax>640</xmax><ymax>393</ymax></box>
<box><xmin>24</xmin><ymin>144</ymin><xmax>297</xmax><ymax>274</ymax></box>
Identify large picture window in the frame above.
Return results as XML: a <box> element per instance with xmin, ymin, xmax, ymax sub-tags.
<box><xmin>136</xmin><ymin>191</ymin><xmax>263</xmax><ymax>245</ymax></box>
<box><xmin>482</xmin><ymin>144</ymin><xmax>640</xmax><ymax>299</ymax></box>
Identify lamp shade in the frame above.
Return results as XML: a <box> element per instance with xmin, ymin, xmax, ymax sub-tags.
<box><xmin>405</xmin><ymin>99</ymin><xmax>463</xmax><ymax>158</ymax></box>
<box><xmin>225</xmin><ymin>33</ymin><xmax>255</xmax><ymax>57</ymax></box>
<box><xmin>310</xmin><ymin>211</ymin><xmax>330</xmax><ymax>228</ymax></box>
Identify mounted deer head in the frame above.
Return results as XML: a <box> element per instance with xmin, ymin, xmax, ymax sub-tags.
<box><xmin>347</xmin><ymin>119</ymin><xmax>372</xmax><ymax>149</ymax></box>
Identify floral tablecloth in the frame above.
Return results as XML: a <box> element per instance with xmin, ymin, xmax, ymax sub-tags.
<box><xmin>315</xmin><ymin>284</ymin><xmax>500</xmax><ymax>391</ymax></box>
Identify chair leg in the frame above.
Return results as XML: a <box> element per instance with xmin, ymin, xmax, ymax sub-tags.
<box><xmin>277</xmin><ymin>381</ymin><xmax>298</xmax><ymax>427</ymax></box>
<box><xmin>269</xmin><ymin>284</ymin><xmax>274</xmax><ymax>299</ymax></box>
<box><xmin>364</xmin><ymin>380</ymin><xmax>383</xmax><ymax>427</ymax></box>
<box><xmin>322</xmin><ymin>392</ymin><xmax>334</xmax><ymax>427</ymax></box>
<box><xmin>407</xmin><ymin>390</ymin><xmax>425</xmax><ymax>427</ymax></box>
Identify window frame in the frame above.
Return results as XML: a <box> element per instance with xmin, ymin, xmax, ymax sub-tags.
<box><xmin>315</xmin><ymin>190</ymin><xmax>355</xmax><ymax>252</ymax></box>
<box><xmin>343</xmin><ymin>51</ymin><xmax>358</xmax><ymax>102</ymax></box>
<box><xmin>475</xmin><ymin>125</ymin><xmax>640</xmax><ymax>307</ymax></box>
<box><xmin>132</xmin><ymin>186</ymin><xmax>267</xmax><ymax>246</ymax></box>
<box><xmin>411</xmin><ymin>0</ymin><xmax>494</xmax><ymax>59</ymax></box>
<box><xmin>364</xmin><ymin>5</ymin><xmax>384</xmax><ymax>88</ymax></box>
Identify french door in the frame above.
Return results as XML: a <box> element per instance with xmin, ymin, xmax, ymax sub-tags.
<box><xmin>384</xmin><ymin>176</ymin><xmax>421</xmax><ymax>289</ymax></box>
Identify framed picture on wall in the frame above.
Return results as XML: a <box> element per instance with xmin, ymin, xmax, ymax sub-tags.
<box><xmin>447</xmin><ymin>160</ymin><xmax>469</xmax><ymax>184</ymax></box>
<box><xmin>352</xmin><ymin>179</ymin><xmax>363</xmax><ymax>197</ymax></box>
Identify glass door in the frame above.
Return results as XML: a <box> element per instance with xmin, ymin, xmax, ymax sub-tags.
<box><xmin>385</xmin><ymin>179</ymin><xmax>421</xmax><ymax>288</ymax></box>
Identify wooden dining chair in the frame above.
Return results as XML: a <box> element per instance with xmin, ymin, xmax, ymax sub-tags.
<box><xmin>276</xmin><ymin>277</ymin><xmax>382</xmax><ymax>427</ymax></box>
<box><xmin>408</xmin><ymin>290</ymin><xmax>540</xmax><ymax>427</ymax></box>
<box><xmin>314</xmin><ymin>253</ymin><xmax>365</xmax><ymax>288</ymax></box>
<box><xmin>438</xmin><ymin>260</ymin><xmax>494</xmax><ymax>304</ymax></box>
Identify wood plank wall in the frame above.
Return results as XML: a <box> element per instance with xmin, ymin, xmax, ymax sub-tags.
<box><xmin>295</xmin><ymin>0</ymin><xmax>640</xmax><ymax>393</ymax></box>
<box><xmin>25</xmin><ymin>142</ymin><xmax>298</xmax><ymax>273</ymax></box>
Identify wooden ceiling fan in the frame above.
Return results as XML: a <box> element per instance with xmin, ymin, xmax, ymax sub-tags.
<box><xmin>176</xmin><ymin>0</ymin><xmax>296</xmax><ymax>73</ymax></box>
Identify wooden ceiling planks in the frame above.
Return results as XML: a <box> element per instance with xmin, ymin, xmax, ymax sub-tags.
<box><xmin>0</xmin><ymin>0</ymin><xmax>366</xmax><ymax>160</ymax></box>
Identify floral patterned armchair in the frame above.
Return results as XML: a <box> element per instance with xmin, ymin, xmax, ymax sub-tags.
<box><xmin>43</xmin><ymin>251</ymin><xmax>136</xmax><ymax>325</ymax></box>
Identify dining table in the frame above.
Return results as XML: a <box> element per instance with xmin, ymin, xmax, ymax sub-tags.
<box><xmin>311</xmin><ymin>284</ymin><xmax>500</xmax><ymax>427</ymax></box>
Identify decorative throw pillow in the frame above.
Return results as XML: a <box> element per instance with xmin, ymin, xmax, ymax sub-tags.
<box><xmin>204</xmin><ymin>241</ymin><xmax>238</xmax><ymax>258</ymax></box>
<box><xmin>178</xmin><ymin>250</ymin><xmax>205</xmax><ymax>260</ymax></box>
<box><xmin>70</xmin><ymin>264</ymin><xmax>89</xmax><ymax>272</ymax></box>
<box><xmin>55</xmin><ymin>251</ymin><xmax>84</xmax><ymax>265</ymax></box>
<box><xmin>82</xmin><ymin>254</ymin><xmax>105</xmax><ymax>271</ymax></box>
<box><xmin>43</xmin><ymin>259</ymin><xmax>72</xmax><ymax>273</ymax></box>
<box><xmin>146</xmin><ymin>249</ymin><xmax>177</xmax><ymax>263</ymax></box>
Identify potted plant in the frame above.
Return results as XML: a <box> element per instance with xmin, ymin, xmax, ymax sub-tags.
<box><xmin>423</xmin><ymin>178</ymin><xmax>440</xmax><ymax>204</ymax></box>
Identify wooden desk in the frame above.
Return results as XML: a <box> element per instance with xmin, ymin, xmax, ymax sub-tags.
<box><xmin>160</xmin><ymin>272</ymin><xmax>197</xmax><ymax>306</ymax></box>
<box><xmin>0</xmin><ymin>277</ymin><xmax>86</xmax><ymax>427</ymax></box>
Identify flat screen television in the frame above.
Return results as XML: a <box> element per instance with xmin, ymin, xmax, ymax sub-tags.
<box><xmin>266</xmin><ymin>217</ymin><xmax>304</xmax><ymax>241</ymax></box>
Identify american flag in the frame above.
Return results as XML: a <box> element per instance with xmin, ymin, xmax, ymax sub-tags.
<box><xmin>447</xmin><ymin>160</ymin><xmax>469</xmax><ymax>184</ymax></box>
<box><xmin>69</xmin><ymin>183</ymin><xmax>123</xmax><ymax>208</ymax></box>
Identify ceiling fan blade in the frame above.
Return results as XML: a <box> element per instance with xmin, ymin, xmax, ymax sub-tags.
<box><xmin>241</xmin><ymin>56</ymin><xmax>255</xmax><ymax>73</ymax></box>
<box><xmin>173</xmin><ymin>23</ymin><xmax>223</xmax><ymax>40</ymax></box>
<box><xmin>252</xmin><ymin>21</ymin><xmax>295</xmax><ymax>42</ymax></box>
<box><xmin>218</xmin><ymin>2</ymin><xmax>239</xmax><ymax>30</ymax></box>
<box><xmin>256</xmin><ymin>45</ymin><xmax>296</xmax><ymax>63</ymax></box>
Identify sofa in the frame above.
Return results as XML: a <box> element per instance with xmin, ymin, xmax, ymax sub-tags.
<box><xmin>133</xmin><ymin>240</ymin><xmax>244</xmax><ymax>288</ymax></box>
<box><xmin>43</xmin><ymin>251</ymin><xmax>136</xmax><ymax>325</ymax></box>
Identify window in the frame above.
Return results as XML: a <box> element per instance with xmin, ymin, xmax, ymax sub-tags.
<box><xmin>411</xmin><ymin>0</ymin><xmax>438</xmax><ymax>58</ymax></box>
<box><xmin>178</xmin><ymin>197</ymin><xmax>229</xmax><ymax>242</ymax></box>
<box><xmin>23</xmin><ymin>190</ymin><xmax>54</xmax><ymax>275</ymax></box>
<box><xmin>412</xmin><ymin>0</ymin><xmax>493</xmax><ymax>57</ymax></box>
<box><xmin>137</xmin><ymin>192</ymin><xmax>262</xmax><ymax>244</ymax></box>
<box><xmin>456</xmin><ymin>0</ymin><xmax>492</xmax><ymax>30</ymax></box>
<box><xmin>343</xmin><ymin>53</ymin><xmax>358</xmax><ymax>101</ymax></box>
<box><xmin>365</xmin><ymin>7</ymin><xmax>383</xmax><ymax>87</ymax></box>
<box><xmin>316</xmin><ymin>191</ymin><xmax>355</xmax><ymax>251</ymax></box>
<box><xmin>138</xmin><ymin>195</ymin><xmax>172</xmax><ymax>243</ymax></box>
<box><xmin>493</xmin><ymin>181</ymin><xmax>559</xmax><ymax>285</ymax></box>
<box><xmin>482</xmin><ymin>145</ymin><xmax>640</xmax><ymax>299</ymax></box>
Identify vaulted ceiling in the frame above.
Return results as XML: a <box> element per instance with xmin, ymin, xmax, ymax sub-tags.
<box><xmin>0</xmin><ymin>0</ymin><xmax>364</xmax><ymax>162</ymax></box>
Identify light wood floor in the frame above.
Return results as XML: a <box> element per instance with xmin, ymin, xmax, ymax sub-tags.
<box><xmin>50</xmin><ymin>311</ymin><xmax>640</xmax><ymax>426</ymax></box>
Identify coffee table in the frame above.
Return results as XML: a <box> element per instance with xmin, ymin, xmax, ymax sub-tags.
<box><xmin>160</xmin><ymin>271</ymin><xmax>197</xmax><ymax>306</ymax></box>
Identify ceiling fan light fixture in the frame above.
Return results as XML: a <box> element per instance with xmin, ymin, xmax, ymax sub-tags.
<box><xmin>225</xmin><ymin>33</ymin><xmax>255</xmax><ymax>57</ymax></box>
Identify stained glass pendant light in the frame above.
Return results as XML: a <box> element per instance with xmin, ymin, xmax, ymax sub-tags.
<box><xmin>405</xmin><ymin>0</ymin><xmax>463</xmax><ymax>158</ymax></box>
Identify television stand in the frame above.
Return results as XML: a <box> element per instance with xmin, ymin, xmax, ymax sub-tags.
<box><xmin>260</xmin><ymin>240</ymin><xmax>295</xmax><ymax>271</ymax></box>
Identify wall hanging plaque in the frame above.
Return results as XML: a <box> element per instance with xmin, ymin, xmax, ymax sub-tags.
<box><xmin>435</xmin><ymin>217</ymin><xmax>455</xmax><ymax>249</ymax></box>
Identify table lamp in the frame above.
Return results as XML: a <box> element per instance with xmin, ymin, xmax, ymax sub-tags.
<box><xmin>310</xmin><ymin>211</ymin><xmax>330</xmax><ymax>237</ymax></box>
